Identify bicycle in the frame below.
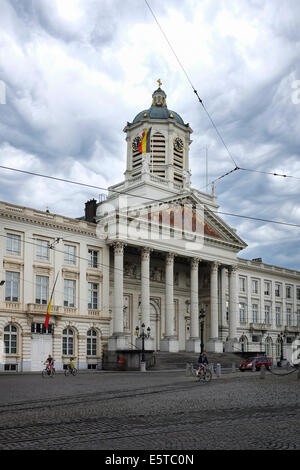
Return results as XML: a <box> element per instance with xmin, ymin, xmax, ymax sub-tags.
<box><xmin>42</xmin><ymin>365</ymin><xmax>55</xmax><ymax>378</ymax></box>
<box><xmin>64</xmin><ymin>365</ymin><xmax>78</xmax><ymax>376</ymax></box>
<box><xmin>196</xmin><ymin>364</ymin><xmax>212</xmax><ymax>383</ymax></box>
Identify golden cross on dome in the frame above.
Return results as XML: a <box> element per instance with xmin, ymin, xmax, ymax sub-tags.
<box><xmin>157</xmin><ymin>78</ymin><xmax>162</xmax><ymax>88</ymax></box>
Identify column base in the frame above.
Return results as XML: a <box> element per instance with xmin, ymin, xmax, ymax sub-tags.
<box><xmin>136</xmin><ymin>337</ymin><xmax>154</xmax><ymax>351</ymax></box>
<box><xmin>108</xmin><ymin>334</ymin><xmax>131</xmax><ymax>351</ymax></box>
<box><xmin>206</xmin><ymin>339</ymin><xmax>224</xmax><ymax>353</ymax></box>
<box><xmin>160</xmin><ymin>337</ymin><xmax>179</xmax><ymax>353</ymax></box>
<box><xmin>185</xmin><ymin>338</ymin><xmax>201</xmax><ymax>353</ymax></box>
<box><xmin>224</xmin><ymin>339</ymin><xmax>241</xmax><ymax>353</ymax></box>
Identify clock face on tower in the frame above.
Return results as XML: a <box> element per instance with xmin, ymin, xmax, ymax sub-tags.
<box><xmin>174</xmin><ymin>137</ymin><xmax>184</xmax><ymax>152</ymax></box>
<box><xmin>132</xmin><ymin>135</ymin><xmax>141</xmax><ymax>152</ymax></box>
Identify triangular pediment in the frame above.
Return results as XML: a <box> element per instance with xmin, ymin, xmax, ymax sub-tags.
<box><xmin>99</xmin><ymin>189</ymin><xmax>247</xmax><ymax>255</ymax></box>
<box><xmin>141</xmin><ymin>192</ymin><xmax>247</xmax><ymax>251</ymax></box>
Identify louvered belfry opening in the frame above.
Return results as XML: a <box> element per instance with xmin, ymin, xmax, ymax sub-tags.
<box><xmin>173</xmin><ymin>144</ymin><xmax>184</xmax><ymax>184</ymax></box>
<box><xmin>149</xmin><ymin>132</ymin><xmax>166</xmax><ymax>179</ymax></box>
<box><xmin>132</xmin><ymin>147</ymin><xmax>142</xmax><ymax>177</ymax></box>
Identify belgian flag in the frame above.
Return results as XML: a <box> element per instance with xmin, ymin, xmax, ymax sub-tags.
<box><xmin>44</xmin><ymin>271</ymin><xmax>59</xmax><ymax>329</ymax></box>
<box><xmin>138</xmin><ymin>128</ymin><xmax>152</xmax><ymax>153</ymax></box>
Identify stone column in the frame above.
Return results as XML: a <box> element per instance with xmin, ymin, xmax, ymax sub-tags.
<box><xmin>113</xmin><ymin>242</ymin><xmax>124</xmax><ymax>335</ymax></box>
<box><xmin>165</xmin><ymin>252</ymin><xmax>174</xmax><ymax>337</ymax></box>
<box><xmin>108</xmin><ymin>242</ymin><xmax>129</xmax><ymax>351</ymax></box>
<box><xmin>160</xmin><ymin>253</ymin><xmax>179</xmax><ymax>352</ymax></box>
<box><xmin>206</xmin><ymin>262</ymin><xmax>223</xmax><ymax>352</ymax></box>
<box><xmin>186</xmin><ymin>258</ymin><xmax>200</xmax><ymax>352</ymax></box>
<box><xmin>141</xmin><ymin>247</ymin><xmax>151</xmax><ymax>328</ymax></box>
<box><xmin>137</xmin><ymin>247</ymin><xmax>154</xmax><ymax>351</ymax></box>
<box><xmin>220</xmin><ymin>266</ymin><xmax>227</xmax><ymax>334</ymax></box>
<box><xmin>225</xmin><ymin>265</ymin><xmax>240</xmax><ymax>352</ymax></box>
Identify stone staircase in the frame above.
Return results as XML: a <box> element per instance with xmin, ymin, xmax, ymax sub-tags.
<box><xmin>150</xmin><ymin>351</ymin><xmax>246</xmax><ymax>370</ymax></box>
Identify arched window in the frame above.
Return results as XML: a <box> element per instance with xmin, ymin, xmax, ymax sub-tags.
<box><xmin>87</xmin><ymin>329</ymin><xmax>97</xmax><ymax>356</ymax></box>
<box><xmin>4</xmin><ymin>324</ymin><xmax>17</xmax><ymax>354</ymax></box>
<box><xmin>239</xmin><ymin>335</ymin><xmax>248</xmax><ymax>352</ymax></box>
<box><xmin>62</xmin><ymin>328</ymin><xmax>74</xmax><ymax>356</ymax></box>
<box><xmin>265</xmin><ymin>336</ymin><xmax>273</xmax><ymax>357</ymax></box>
<box><xmin>276</xmin><ymin>338</ymin><xmax>282</xmax><ymax>357</ymax></box>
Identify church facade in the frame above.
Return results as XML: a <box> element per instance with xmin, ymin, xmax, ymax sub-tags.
<box><xmin>0</xmin><ymin>85</ymin><xmax>299</xmax><ymax>371</ymax></box>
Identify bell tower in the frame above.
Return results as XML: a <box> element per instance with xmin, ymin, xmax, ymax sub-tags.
<box><xmin>123</xmin><ymin>82</ymin><xmax>193</xmax><ymax>192</ymax></box>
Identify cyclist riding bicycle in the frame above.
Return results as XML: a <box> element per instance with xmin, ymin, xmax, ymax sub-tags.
<box><xmin>44</xmin><ymin>354</ymin><xmax>54</xmax><ymax>373</ymax></box>
<box><xmin>68</xmin><ymin>357</ymin><xmax>75</xmax><ymax>371</ymax></box>
<box><xmin>197</xmin><ymin>350</ymin><xmax>208</xmax><ymax>376</ymax></box>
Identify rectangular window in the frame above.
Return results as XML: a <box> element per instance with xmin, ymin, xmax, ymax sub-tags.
<box><xmin>239</xmin><ymin>303</ymin><xmax>247</xmax><ymax>323</ymax></box>
<box><xmin>264</xmin><ymin>282</ymin><xmax>271</xmax><ymax>296</ymax></box>
<box><xmin>252</xmin><ymin>304</ymin><xmax>258</xmax><ymax>323</ymax></box>
<box><xmin>88</xmin><ymin>283</ymin><xmax>98</xmax><ymax>309</ymax></box>
<box><xmin>62</xmin><ymin>336</ymin><xmax>73</xmax><ymax>356</ymax></box>
<box><xmin>239</xmin><ymin>277</ymin><xmax>246</xmax><ymax>293</ymax></box>
<box><xmin>297</xmin><ymin>288</ymin><xmax>300</xmax><ymax>300</ymax></box>
<box><xmin>264</xmin><ymin>305</ymin><xmax>271</xmax><ymax>324</ymax></box>
<box><xmin>36</xmin><ymin>239</ymin><xmax>49</xmax><ymax>260</ymax></box>
<box><xmin>36</xmin><ymin>276</ymin><xmax>49</xmax><ymax>305</ymax></box>
<box><xmin>64</xmin><ymin>245</ymin><xmax>76</xmax><ymax>265</ymax></box>
<box><xmin>88</xmin><ymin>249</ymin><xmax>99</xmax><ymax>268</ymax></box>
<box><xmin>276</xmin><ymin>306</ymin><xmax>281</xmax><ymax>326</ymax></box>
<box><xmin>5</xmin><ymin>272</ymin><xmax>20</xmax><ymax>302</ymax></box>
<box><xmin>64</xmin><ymin>280</ymin><xmax>75</xmax><ymax>307</ymax></box>
<box><xmin>6</xmin><ymin>233</ymin><xmax>21</xmax><ymax>256</ymax></box>
<box><xmin>275</xmin><ymin>283</ymin><xmax>281</xmax><ymax>297</ymax></box>
<box><xmin>286</xmin><ymin>286</ymin><xmax>292</xmax><ymax>299</ymax></box>
<box><xmin>286</xmin><ymin>307</ymin><xmax>292</xmax><ymax>326</ymax></box>
<box><xmin>252</xmin><ymin>279</ymin><xmax>259</xmax><ymax>294</ymax></box>
<box><xmin>87</xmin><ymin>338</ymin><xmax>97</xmax><ymax>356</ymax></box>
<box><xmin>297</xmin><ymin>310</ymin><xmax>300</xmax><ymax>327</ymax></box>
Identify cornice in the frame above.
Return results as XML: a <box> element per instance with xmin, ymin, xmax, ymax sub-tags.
<box><xmin>0</xmin><ymin>206</ymin><xmax>97</xmax><ymax>238</ymax></box>
<box><xmin>237</xmin><ymin>258</ymin><xmax>300</xmax><ymax>280</ymax></box>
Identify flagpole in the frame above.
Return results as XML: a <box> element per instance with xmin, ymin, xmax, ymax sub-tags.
<box><xmin>45</xmin><ymin>271</ymin><xmax>59</xmax><ymax>328</ymax></box>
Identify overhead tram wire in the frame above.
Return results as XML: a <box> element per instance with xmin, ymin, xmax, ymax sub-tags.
<box><xmin>144</xmin><ymin>0</ymin><xmax>239</xmax><ymax>169</ymax></box>
<box><xmin>238</xmin><ymin>167</ymin><xmax>300</xmax><ymax>181</ymax></box>
<box><xmin>0</xmin><ymin>164</ymin><xmax>300</xmax><ymax>230</ymax></box>
<box><xmin>144</xmin><ymin>1</ymin><xmax>300</xmax><ymax>186</ymax></box>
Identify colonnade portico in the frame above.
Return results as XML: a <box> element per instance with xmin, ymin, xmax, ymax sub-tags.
<box><xmin>108</xmin><ymin>241</ymin><xmax>240</xmax><ymax>353</ymax></box>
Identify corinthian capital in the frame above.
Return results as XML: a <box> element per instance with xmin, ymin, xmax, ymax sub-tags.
<box><xmin>191</xmin><ymin>257</ymin><xmax>200</xmax><ymax>270</ymax></box>
<box><xmin>166</xmin><ymin>252</ymin><xmax>175</xmax><ymax>265</ymax></box>
<box><xmin>211</xmin><ymin>261</ymin><xmax>219</xmax><ymax>274</ymax></box>
<box><xmin>228</xmin><ymin>264</ymin><xmax>238</xmax><ymax>275</ymax></box>
<box><xmin>113</xmin><ymin>241</ymin><xmax>125</xmax><ymax>255</ymax></box>
<box><xmin>141</xmin><ymin>246</ymin><xmax>152</xmax><ymax>261</ymax></box>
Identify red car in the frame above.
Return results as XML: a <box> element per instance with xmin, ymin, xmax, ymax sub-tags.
<box><xmin>239</xmin><ymin>356</ymin><xmax>272</xmax><ymax>371</ymax></box>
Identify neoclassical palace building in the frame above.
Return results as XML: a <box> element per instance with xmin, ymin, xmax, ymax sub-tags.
<box><xmin>1</xmin><ymin>84</ymin><xmax>300</xmax><ymax>371</ymax></box>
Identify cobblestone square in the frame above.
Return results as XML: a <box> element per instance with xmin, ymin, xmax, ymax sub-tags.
<box><xmin>0</xmin><ymin>369</ymin><xmax>299</xmax><ymax>451</ymax></box>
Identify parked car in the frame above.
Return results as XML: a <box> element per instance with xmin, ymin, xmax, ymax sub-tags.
<box><xmin>239</xmin><ymin>356</ymin><xmax>272</xmax><ymax>371</ymax></box>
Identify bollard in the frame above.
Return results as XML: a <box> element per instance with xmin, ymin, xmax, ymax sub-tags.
<box><xmin>216</xmin><ymin>363</ymin><xmax>221</xmax><ymax>377</ymax></box>
<box><xmin>252</xmin><ymin>362</ymin><xmax>256</xmax><ymax>372</ymax></box>
<box><xmin>260</xmin><ymin>365</ymin><xmax>266</xmax><ymax>379</ymax></box>
<box><xmin>186</xmin><ymin>363</ymin><xmax>191</xmax><ymax>376</ymax></box>
<box><xmin>209</xmin><ymin>363</ymin><xmax>214</xmax><ymax>374</ymax></box>
<box><xmin>232</xmin><ymin>362</ymin><xmax>236</xmax><ymax>373</ymax></box>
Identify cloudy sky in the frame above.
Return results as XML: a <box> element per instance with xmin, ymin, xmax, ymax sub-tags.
<box><xmin>0</xmin><ymin>0</ymin><xmax>300</xmax><ymax>269</ymax></box>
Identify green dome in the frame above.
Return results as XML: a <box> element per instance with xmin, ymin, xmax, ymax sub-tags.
<box><xmin>132</xmin><ymin>106</ymin><xmax>184</xmax><ymax>125</ymax></box>
<box><xmin>131</xmin><ymin>87</ymin><xmax>185</xmax><ymax>126</ymax></box>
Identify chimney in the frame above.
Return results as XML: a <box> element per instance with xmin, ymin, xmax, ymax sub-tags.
<box><xmin>85</xmin><ymin>199</ymin><xmax>97</xmax><ymax>222</ymax></box>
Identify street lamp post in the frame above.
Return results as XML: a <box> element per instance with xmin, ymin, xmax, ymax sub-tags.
<box><xmin>135</xmin><ymin>323</ymin><xmax>151</xmax><ymax>372</ymax></box>
<box><xmin>277</xmin><ymin>332</ymin><xmax>285</xmax><ymax>366</ymax></box>
<box><xmin>199</xmin><ymin>308</ymin><xmax>206</xmax><ymax>353</ymax></box>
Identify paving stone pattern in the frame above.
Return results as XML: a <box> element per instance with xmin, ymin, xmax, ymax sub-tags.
<box><xmin>0</xmin><ymin>370</ymin><xmax>299</xmax><ymax>450</ymax></box>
